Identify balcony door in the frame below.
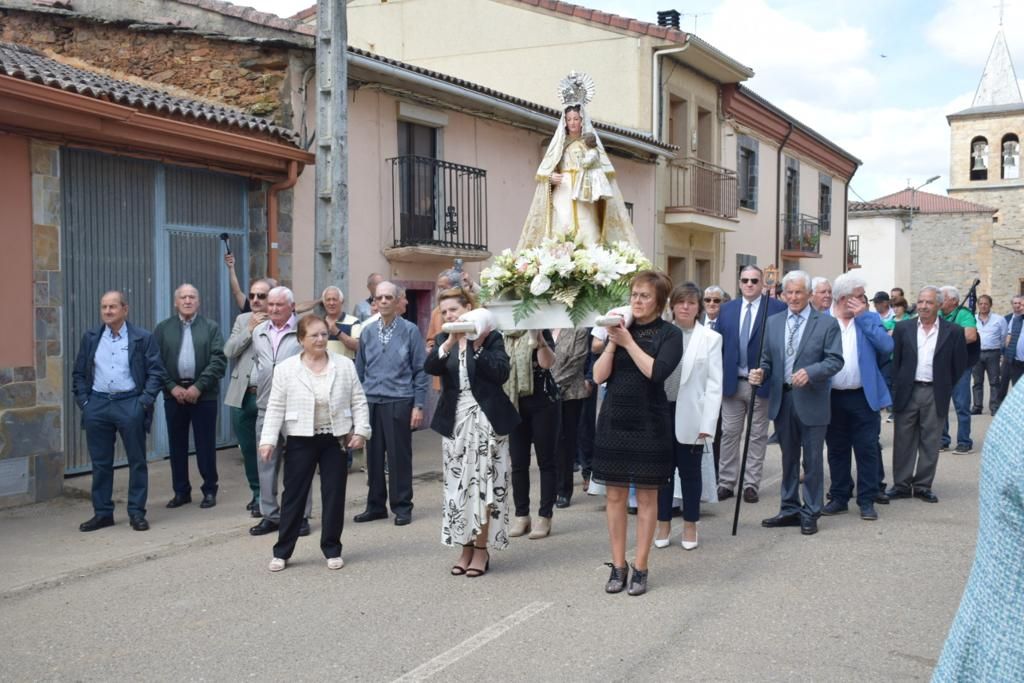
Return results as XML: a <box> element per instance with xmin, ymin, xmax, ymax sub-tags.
<box><xmin>398</xmin><ymin>121</ymin><xmax>437</xmax><ymax>243</ymax></box>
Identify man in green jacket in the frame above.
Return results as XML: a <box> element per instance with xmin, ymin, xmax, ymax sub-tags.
<box><xmin>154</xmin><ymin>284</ymin><xmax>227</xmax><ymax>509</ymax></box>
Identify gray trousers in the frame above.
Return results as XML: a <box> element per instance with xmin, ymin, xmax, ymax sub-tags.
<box><xmin>891</xmin><ymin>384</ymin><xmax>942</xmax><ymax>492</ymax></box>
<box><xmin>972</xmin><ymin>349</ymin><xmax>1002</xmax><ymax>413</ymax></box>
<box><xmin>256</xmin><ymin>411</ymin><xmax>313</xmax><ymax>523</ymax></box>
<box><xmin>775</xmin><ymin>391</ymin><xmax>826</xmax><ymax>521</ymax></box>
<box><xmin>718</xmin><ymin>379</ymin><xmax>771</xmax><ymax>492</ymax></box>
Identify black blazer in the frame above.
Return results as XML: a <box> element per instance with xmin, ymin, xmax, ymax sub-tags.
<box><xmin>891</xmin><ymin>317</ymin><xmax>968</xmax><ymax>417</ymax></box>
<box><xmin>424</xmin><ymin>330</ymin><xmax>521</xmax><ymax>438</ymax></box>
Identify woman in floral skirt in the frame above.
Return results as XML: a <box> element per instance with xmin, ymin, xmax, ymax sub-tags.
<box><xmin>424</xmin><ymin>287</ymin><xmax>520</xmax><ymax>577</ymax></box>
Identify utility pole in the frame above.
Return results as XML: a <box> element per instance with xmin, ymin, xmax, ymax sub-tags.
<box><xmin>314</xmin><ymin>0</ymin><xmax>348</xmax><ymax>299</ymax></box>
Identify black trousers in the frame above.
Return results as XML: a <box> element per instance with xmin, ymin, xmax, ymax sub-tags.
<box><xmin>165</xmin><ymin>397</ymin><xmax>219</xmax><ymax>496</ymax></box>
<box><xmin>365</xmin><ymin>399</ymin><xmax>414</xmax><ymax>518</ymax></box>
<box><xmin>556</xmin><ymin>398</ymin><xmax>584</xmax><ymax>498</ymax></box>
<box><xmin>274</xmin><ymin>434</ymin><xmax>348</xmax><ymax>560</ymax></box>
<box><xmin>997</xmin><ymin>358</ymin><xmax>1024</xmax><ymax>405</ymax></box>
<box><xmin>510</xmin><ymin>394</ymin><xmax>559</xmax><ymax>518</ymax></box>
<box><xmin>972</xmin><ymin>349</ymin><xmax>1002</xmax><ymax>413</ymax></box>
<box><xmin>576</xmin><ymin>388</ymin><xmax>598</xmax><ymax>476</ymax></box>
<box><xmin>657</xmin><ymin>442</ymin><xmax>704</xmax><ymax>522</ymax></box>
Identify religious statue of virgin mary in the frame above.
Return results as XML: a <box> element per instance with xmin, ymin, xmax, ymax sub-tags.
<box><xmin>518</xmin><ymin>72</ymin><xmax>641</xmax><ymax>250</ymax></box>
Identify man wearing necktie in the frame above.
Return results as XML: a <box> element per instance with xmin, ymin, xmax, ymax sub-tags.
<box><xmin>749</xmin><ymin>271</ymin><xmax>843</xmax><ymax>535</ymax></box>
<box><xmin>715</xmin><ymin>266</ymin><xmax>786</xmax><ymax>503</ymax></box>
<box><xmin>153</xmin><ymin>284</ymin><xmax>227</xmax><ymax>510</ymax></box>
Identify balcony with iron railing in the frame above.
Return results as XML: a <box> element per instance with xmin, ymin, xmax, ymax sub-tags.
<box><xmin>781</xmin><ymin>213</ymin><xmax>821</xmax><ymax>256</ymax></box>
<box><xmin>665</xmin><ymin>158</ymin><xmax>739</xmax><ymax>226</ymax></box>
<box><xmin>385</xmin><ymin>155</ymin><xmax>491</xmax><ymax>262</ymax></box>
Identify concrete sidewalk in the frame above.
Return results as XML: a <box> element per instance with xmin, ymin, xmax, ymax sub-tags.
<box><xmin>0</xmin><ymin>428</ymin><xmax>446</xmax><ymax>598</ymax></box>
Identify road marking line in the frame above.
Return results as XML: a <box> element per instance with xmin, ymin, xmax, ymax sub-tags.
<box><xmin>392</xmin><ymin>601</ymin><xmax>552</xmax><ymax>682</ymax></box>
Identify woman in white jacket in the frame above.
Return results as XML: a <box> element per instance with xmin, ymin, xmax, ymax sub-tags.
<box><xmin>655</xmin><ymin>282</ymin><xmax>723</xmax><ymax>551</ymax></box>
<box><xmin>259</xmin><ymin>316</ymin><xmax>371</xmax><ymax>572</ymax></box>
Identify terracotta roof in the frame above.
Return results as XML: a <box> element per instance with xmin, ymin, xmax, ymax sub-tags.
<box><xmin>869</xmin><ymin>189</ymin><xmax>996</xmax><ymax>214</ymax></box>
<box><xmin>512</xmin><ymin>0</ymin><xmax>688</xmax><ymax>43</ymax></box>
<box><xmin>0</xmin><ymin>41</ymin><xmax>300</xmax><ymax>144</ymax></box>
<box><xmin>348</xmin><ymin>45</ymin><xmax>677</xmax><ymax>152</ymax></box>
<box><xmin>849</xmin><ymin>201</ymin><xmax>910</xmax><ymax>213</ymax></box>
<box><xmin>171</xmin><ymin>0</ymin><xmax>315</xmax><ymax>35</ymax></box>
<box><xmin>290</xmin><ymin>5</ymin><xmax>317</xmax><ymax>22</ymax></box>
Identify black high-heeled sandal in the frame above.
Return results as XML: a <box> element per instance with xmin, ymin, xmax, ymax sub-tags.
<box><xmin>466</xmin><ymin>544</ymin><xmax>490</xmax><ymax>578</ymax></box>
<box><xmin>451</xmin><ymin>544</ymin><xmax>473</xmax><ymax>576</ymax></box>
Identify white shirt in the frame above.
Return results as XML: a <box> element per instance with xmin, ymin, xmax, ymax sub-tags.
<box><xmin>915</xmin><ymin>320</ymin><xmax>939</xmax><ymax>382</ymax></box>
<box><xmin>737</xmin><ymin>295</ymin><xmax>762</xmax><ymax>376</ymax></box>
<box><xmin>830</xmin><ymin>314</ymin><xmax>862</xmax><ymax>390</ymax></box>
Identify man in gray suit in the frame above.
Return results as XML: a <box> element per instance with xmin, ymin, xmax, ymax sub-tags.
<box><xmin>224</xmin><ymin>277</ymin><xmax>271</xmax><ymax>516</ymax></box>
<box><xmin>248</xmin><ymin>286</ymin><xmax>311</xmax><ymax>536</ymax></box>
<box><xmin>750</xmin><ymin>270</ymin><xmax>844</xmax><ymax>535</ymax></box>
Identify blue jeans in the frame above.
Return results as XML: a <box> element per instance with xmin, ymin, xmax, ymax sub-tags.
<box><xmin>942</xmin><ymin>369</ymin><xmax>973</xmax><ymax>449</ymax></box>
<box><xmin>826</xmin><ymin>388</ymin><xmax>881</xmax><ymax>508</ymax></box>
<box><xmin>84</xmin><ymin>392</ymin><xmax>149</xmax><ymax>518</ymax></box>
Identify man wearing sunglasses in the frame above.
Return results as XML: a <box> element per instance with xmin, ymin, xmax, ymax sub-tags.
<box><xmin>354</xmin><ymin>281</ymin><xmax>428</xmax><ymax>526</ymax></box>
<box><xmin>224</xmin><ymin>278</ymin><xmax>273</xmax><ymax>516</ymax></box>
<box><xmin>716</xmin><ymin>265</ymin><xmax>786</xmax><ymax>503</ymax></box>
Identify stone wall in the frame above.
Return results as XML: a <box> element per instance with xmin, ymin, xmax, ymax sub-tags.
<box><xmin>0</xmin><ymin>8</ymin><xmax>294</xmax><ymax>124</ymax></box>
<box><xmin>949</xmin><ymin>186</ymin><xmax>1024</xmax><ymax>307</ymax></box>
<box><xmin>0</xmin><ymin>141</ymin><xmax>65</xmax><ymax>508</ymax></box>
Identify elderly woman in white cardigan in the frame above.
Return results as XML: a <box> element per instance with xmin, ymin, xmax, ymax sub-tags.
<box><xmin>259</xmin><ymin>316</ymin><xmax>371</xmax><ymax>572</ymax></box>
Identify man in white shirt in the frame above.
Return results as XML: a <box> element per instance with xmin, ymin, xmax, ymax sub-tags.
<box><xmin>972</xmin><ymin>294</ymin><xmax>1007</xmax><ymax>416</ymax></box>
<box><xmin>887</xmin><ymin>287</ymin><xmax>968</xmax><ymax>503</ymax></box>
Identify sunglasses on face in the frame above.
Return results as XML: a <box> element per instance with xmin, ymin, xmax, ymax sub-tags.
<box><xmin>249</xmin><ymin>292</ymin><xmax>268</xmax><ymax>300</ymax></box>
<box><xmin>703</xmin><ymin>297</ymin><xmax>722</xmax><ymax>304</ymax></box>
<box><xmin>740</xmin><ymin>278</ymin><xmax>760</xmax><ymax>285</ymax></box>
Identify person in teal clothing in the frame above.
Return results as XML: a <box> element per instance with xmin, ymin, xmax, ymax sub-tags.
<box><xmin>932</xmin><ymin>381</ymin><xmax>1024</xmax><ymax>681</ymax></box>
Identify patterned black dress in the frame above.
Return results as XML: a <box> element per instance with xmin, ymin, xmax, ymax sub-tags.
<box><xmin>591</xmin><ymin>318</ymin><xmax>683</xmax><ymax>489</ymax></box>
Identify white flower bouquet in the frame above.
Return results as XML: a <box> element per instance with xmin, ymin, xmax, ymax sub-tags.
<box><xmin>480</xmin><ymin>235</ymin><xmax>651</xmax><ymax>325</ymax></box>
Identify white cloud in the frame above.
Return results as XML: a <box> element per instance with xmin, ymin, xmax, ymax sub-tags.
<box><xmin>926</xmin><ymin>0</ymin><xmax>1024</xmax><ymax>67</ymax></box>
<box><xmin>700</xmin><ymin>0</ymin><xmax>876</xmax><ymax>107</ymax></box>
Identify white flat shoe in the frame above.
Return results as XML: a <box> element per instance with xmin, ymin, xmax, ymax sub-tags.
<box><xmin>326</xmin><ymin>556</ymin><xmax>344</xmax><ymax>570</ymax></box>
<box><xmin>268</xmin><ymin>557</ymin><xmax>286</xmax><ymax>572</ymax></box>
<box><xmin>653</xmin><ymin>537</ymin><xmax>671</xmax><ymax>549</ymax></box>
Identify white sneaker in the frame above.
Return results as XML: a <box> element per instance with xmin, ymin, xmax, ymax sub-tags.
<box><xmin>268</xmin><ymin>557</ymin><xmax>286</xmax><ymax>572</ymax></box>
<box><xmin>327</xmin><ymin>556</ymin><xmax>344</xmax><ymax>570</ymax></box>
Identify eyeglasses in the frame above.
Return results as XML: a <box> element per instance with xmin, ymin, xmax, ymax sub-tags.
<box><xmin>374</xmin><ymin>294</ymin><xmax>395</xmax><ymax>302</ymax></box>
<box><xmin>703</xmin><ymin>297</ymin><xmax>722</xmax><ymax>304</ymax></box>
<box><xmin>249</xmin><ymin>292</ymin><xmax>268</xmax><ymax>300</ymax></box>
<box><xmin>740</xmin><ymin>278</ymin><xmax>760</xmax><ymax>285</ymax></box>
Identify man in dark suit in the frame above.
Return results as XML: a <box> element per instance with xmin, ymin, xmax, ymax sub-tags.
<box><xmin>72</xmin><ymin>291</ymin><xmax>165</xmax><ymax>532</ymax></box>
<box><xmin>998</xmin><ymin>295</ymin><xmax>1024</xmax><ymax>406</ymax></box>
<box><xmin>750</xmin><ymin>270</ymin><xmax>843</xmax><ymax>535</ymax></box>
<box><xmin>153</xmin><ymin>284</ymin><xmax>227</xmax><ymax>509</ymax></box>
<box><xmin>888</xmin><ymin>286</ymin><xmax>968</xmax><ymax>503</ymax></box>
<box><xmin>716</xmin><ymin>265</ymin><xmax>786</xmax><ymax>503</ymax></box>
<box><xmin>822</xmin><ymin>273</ymin><xmax>893</xmax><ymax>522</ymax></box>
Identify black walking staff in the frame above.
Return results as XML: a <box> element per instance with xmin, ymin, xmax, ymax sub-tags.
<box><xmin>732</xmin><ymin>290</ymin><xmax>771</xmax><ymax>536</ymax></box>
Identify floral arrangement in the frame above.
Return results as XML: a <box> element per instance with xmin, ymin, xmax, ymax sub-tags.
<box><xmin>480</xmin><ymin>234</ymin><xmax>651</xmax><ymax>324</ymax></box>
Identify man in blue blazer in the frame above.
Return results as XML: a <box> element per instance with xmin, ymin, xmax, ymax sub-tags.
<box><xmin>72</xmin><ymin>291</ymin><xmax>165</xmax><ymax>532</ymax></box>
<box><xmin>822</xmin><ymin>273</ymin><xmax>893</xmax><ymax>521</ymax></box>
<box><xmin>750</xmin><ymin>271</ymin><xmax>843</xmax><ymax>535</ymax></box>
<box><xmin>716</xmin><ymin>265</ymin><xmax>786</xmax><ymax>503</ymax></box>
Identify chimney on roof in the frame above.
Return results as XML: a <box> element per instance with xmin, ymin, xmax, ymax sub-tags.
<box><xmin>657</xmin><ymin>10</ymin><xmax>681</xmax><ymax>29</ymax></box>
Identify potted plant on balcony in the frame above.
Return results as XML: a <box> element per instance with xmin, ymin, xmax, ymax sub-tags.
<box><xmin>480</xmin><ymin>233</ymin><xmax>651</xmax><ymax>327</ymax></box>
<box><xmin>801</xmin><ymin>232</ymin><xmax>820</xmax><ymax>253</ymax></box>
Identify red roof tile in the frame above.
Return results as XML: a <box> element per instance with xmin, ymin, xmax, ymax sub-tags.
<box><xmin>869</xmin><ymin>189</ymin><xmax>996</xmax><ymax>214</ymax></box>
<box><xmin>510</xmin><ymin>0</ymin><xmax>688</xmax><ymax>44</ymax></box>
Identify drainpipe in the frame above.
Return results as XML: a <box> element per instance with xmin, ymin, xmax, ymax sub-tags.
<box><xmin>774</xmin><ymin>122</ymin><xmax>794</xmax><ymax>269</ymax></box>
<box><xmin>267</xmin><ymin>160</ymin><xmax>299</xmax><ymax>281</ymax></box>
<box><xmin>651</xmin><ymin>45</ymin><xmax>690</xmax><ymax>141</ymax></box>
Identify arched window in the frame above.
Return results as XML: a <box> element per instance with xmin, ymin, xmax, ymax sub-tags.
<box><xmin>971</xmin><ymin>136</ymin><xmax>989</xmax><ymax>181</ymax></box>
<box><xmin>1002</xmin><ymin>133</ymin><xmax>1020</xmax><ymax>180</ymax></box>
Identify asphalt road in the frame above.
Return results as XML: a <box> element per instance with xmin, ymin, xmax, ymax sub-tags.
<box><xmin>0</xmin><ymin>416</ymin><xmax>986</xmax><ymax>682</ymax></box>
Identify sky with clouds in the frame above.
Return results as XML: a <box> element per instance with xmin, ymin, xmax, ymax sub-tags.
<box><xmin>241</xmin><ymin>0</ymin><xmax>1023</xmax><ymax>201</ymax></box>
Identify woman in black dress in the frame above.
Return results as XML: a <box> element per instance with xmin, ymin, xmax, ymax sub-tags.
<box><xmin>592</xmin><ymin>270</ymin><xmax>682</xmax><ymax>596</ymax></box>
